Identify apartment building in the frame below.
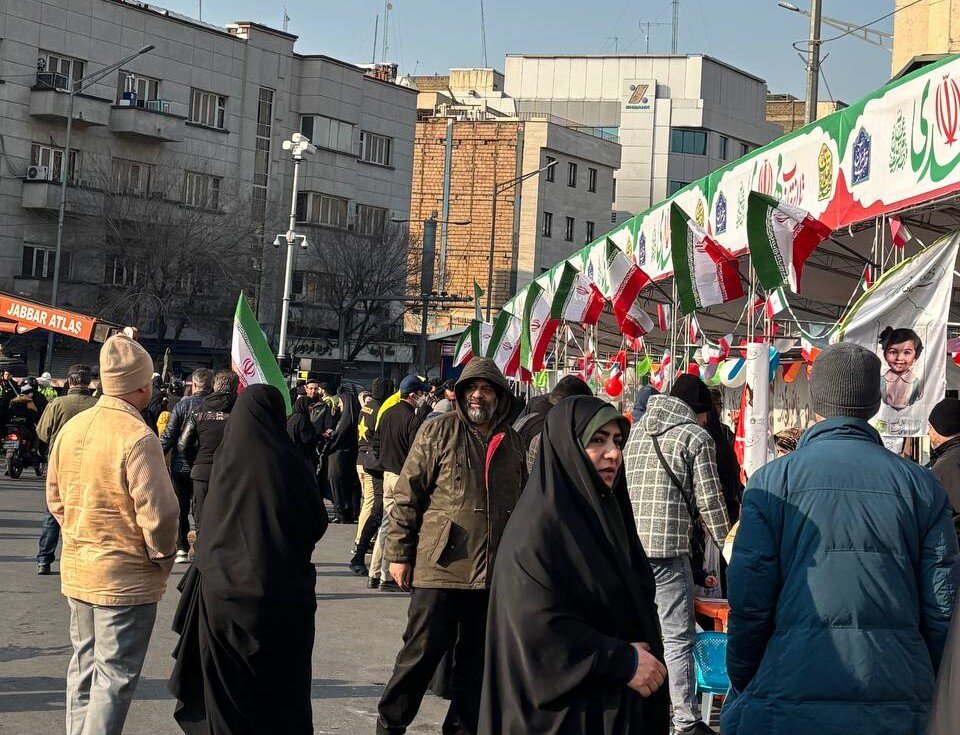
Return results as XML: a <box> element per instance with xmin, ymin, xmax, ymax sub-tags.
<box><xmin>892</xmin><ymin>0</ymin><xmax>960</xmax><ymax>77</ymax></box>
<box><xmin>408</xmin><ymin>69</ymin><xmax>620</xmax><ymax>328</ymax></box>
<box><xmin>0</xmin><ymin>0</ymin><xmax>415</xmax><ymax>377</ymax></box>
<box><xmin>766</xmin><ymin>93</ymin><xmax>847</xmax><ymax>135</ymax></box>
<box><xmin>503</xmin><ymin>54</ymin><xmax>781</xmax><ymax>222</ymax></box>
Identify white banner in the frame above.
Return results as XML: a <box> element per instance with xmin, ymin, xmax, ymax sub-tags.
<box><xmin>840</xmin><ymin>232</ymin><xmax>960</xmax><ymax>437</ymax></box>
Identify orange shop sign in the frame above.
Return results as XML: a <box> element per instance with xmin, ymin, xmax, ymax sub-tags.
<box><xmin>0</xmin><ymin>296</ymin><xmax>95</xmax><ymax>341</ymax></box>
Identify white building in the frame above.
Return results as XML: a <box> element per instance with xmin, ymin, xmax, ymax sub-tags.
<box><xmin>504</xmin><ymin>54</ymin><xmax>782</xmax><ymax>222</ymax></box>
<box><xmin>0</xmin><ymin>0</ymin><xmax>416</xmax><ymax>378</ymax></box>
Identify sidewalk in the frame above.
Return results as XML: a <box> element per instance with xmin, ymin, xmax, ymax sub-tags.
<box><xmin>0</xmin><ymin>476</ymin><xmax>447</xmax><ymax>734</ymax></box>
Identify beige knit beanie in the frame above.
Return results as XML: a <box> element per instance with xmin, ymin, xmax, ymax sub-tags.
<box><xmin>99</xmin><ymin>335</ymin><xmax>154</xmax><ymax>397</ymax></box>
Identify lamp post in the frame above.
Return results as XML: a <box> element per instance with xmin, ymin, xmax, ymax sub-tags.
<box><xmin>44</xmin><ymin>44</ymin><xmax>154</xmax><ymax>373</ymax></box>
<box><xmin>275</xmin><ymin>132</ymin><xmax>316</xmax><ymax>366</ymax></box>
<box><xmin>485</xmin><ymin>159</ymin><xmax>558</xmax><ymax>320</ymax></box>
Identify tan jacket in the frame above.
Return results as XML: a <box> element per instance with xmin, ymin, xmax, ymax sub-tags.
<box><xmin>46</xmin><ymin>395</ymin><xmax>179</xmax><ymax>606</ymax></box>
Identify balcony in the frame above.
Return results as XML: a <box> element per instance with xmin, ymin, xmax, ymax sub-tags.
<box><xmin>110</xmin><ymin>100</ymin><xmax>185</xmax><ymax>142</ymax></box>
<box><xmin>30</xmin><ymin>74</ymin><xmax>111</xmax><ymax>126</ymax></box>
<box><xmin>21</xmin><ymin>179</ymin><xmax>98</xmax><ymax>214</ymax></box>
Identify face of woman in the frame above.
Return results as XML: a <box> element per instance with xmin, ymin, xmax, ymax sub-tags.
<box><xmin>584</xmin><ymin>420</ymin><xmax>624</xmax><ymax>489</ymax></box>
<box><xmin>885</xmin><ymin>340</ymin><xmax>918</xmax><ymax>373</ymax></box>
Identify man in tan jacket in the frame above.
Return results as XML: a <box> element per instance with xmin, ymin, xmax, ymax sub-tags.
<box><xmin>47</xmin><ymin>335</ymin><xmax>178</xmax><ymax>735</ymax></box>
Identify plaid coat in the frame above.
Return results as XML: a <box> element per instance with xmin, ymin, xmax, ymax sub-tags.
<box><xmin>623</xmin><ymin>394</ymin><xmax>730</xmax><ymax>558</ymax></box>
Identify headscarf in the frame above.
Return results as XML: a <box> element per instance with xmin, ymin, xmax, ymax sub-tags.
<box><xmin>480</xmin><ymin>395</ymin><xmax>669</xmax><ymax>735</ymax></box>
<box><xmin>327</xmin><ymin>391</ymin><xmax>361</xmax><ymax>452</ymax></box>
<box><xmin>197</xmin><ymin>384</ymin><xmax>328</xmax><ymax>601</ymax></box>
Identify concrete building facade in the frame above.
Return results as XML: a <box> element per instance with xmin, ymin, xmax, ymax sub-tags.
<box><xmin>409</xmin><ymin>73</ymin><xmax>620</xmax><ymax>328</ymax></box>
<box><xmin>892</xmin><ymin>0</ymin><xmax>960</xmax><ymax>77</ymax></box>
<box><xmin>765</xmin><ymin>93</ymin><xmax>847</xmax><ymax>135</ymax></box>
<box><xmin>0</xmin><ymin>0</ymin><xmax>415</xmax><ymax>378</ymax></box>
<box><xmin>503</xmin><ymin>54</ymin><xmax>781</xmax><ymax>223</ymax></box>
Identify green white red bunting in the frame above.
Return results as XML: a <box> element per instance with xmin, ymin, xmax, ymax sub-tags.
<box><xmin>486</xmin><ymin>310</ymin><xmax>522</xmax><ymax>377</ymax></box>
<box><xmin>746</xmin><ymin>192</ymin><xmax>832</xmax><ymax>293</ymax></box>
<box><xmin>231</xmin><ymin>294</ymin><xmax>292</xmax><ymax>413</ymax></box>
<box><xmin>670</xmin><ymin>203</ymin><xmax>744</xmax><ymax>314</ymax></box>
<box><xmin>600</xmin><ymin>238</ymin><xmax>654</xmax><ymax>338</ymax></box>
<box><xmin>520</xmin><ymin>281</ymin><xmax>558</xmax><ymax>374</ymax></box>
<box><xmin>551</xmin><ymin>261</ymin><xmax>605</xmax><ymax>324</ymax></box>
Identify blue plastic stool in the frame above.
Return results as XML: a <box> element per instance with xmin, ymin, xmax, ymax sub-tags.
<box><xmin>693</xmin><ymin>631</ymin><xmax>730</xmax><ymax>724</ymax></box>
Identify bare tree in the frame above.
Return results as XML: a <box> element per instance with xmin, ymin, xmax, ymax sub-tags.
<box><xmin>72</xmin><ymin>155</ymin><xmax>264</xmax><ymax>343</ymax></box>
<box><xmin>288</xmin><ymin>222</ymin><xmax>413</xmax><ymax>362</ymax></box>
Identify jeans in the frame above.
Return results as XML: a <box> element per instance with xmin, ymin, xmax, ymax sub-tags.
<box><xmin>369</xmin><ymin>471</ymin><xmax>400</xmax><ymax>581</ymax></box>
<box><xmin>650</xmin><ymin>555</ymin><xmax>701</xmax><ymax>731</ymax></box>
<box><xmin>377</xmin><ymin>588</ymin><xmax>488</xmax><ymax>735</ymax></box>
<box><xmin>171</xmin><ymin>472</ymin><xmax>192</xmax><ymax>553</ymax></box>
<box><xmin>38</xmin><ymin>510</ymin><xmax>60</xmax><ymax>565</ymax></box>
<box><xmin>65</xmin><ymin>598</ymin><xmax>157</xmax><ymax>735</ymax></box>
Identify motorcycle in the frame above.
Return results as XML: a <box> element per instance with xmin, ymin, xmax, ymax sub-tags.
<box><xmin>4</xmin><ymin>424</ymin><xmax>45</xmax><ymax>479</ymax></box>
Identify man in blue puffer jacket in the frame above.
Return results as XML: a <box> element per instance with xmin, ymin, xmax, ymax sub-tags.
<box><xmin>722</xmin><ymin>342</ymin><xmax>959</xmax><ymax>735</ymax></box>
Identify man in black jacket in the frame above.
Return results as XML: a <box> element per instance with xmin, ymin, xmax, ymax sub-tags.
<box><xmin>351</xmin><ymin>378</ymin><xmax>393</xmax><ymax>576</ymax></box>
<box><xmin>513</xmin><ymin>375</ymin><xmax>592</xmax><ymax>471</ymax></box>
<box><xmin>159</xmin><ymin>367</ymin><xmax>213</xmax><ymax>563</ymax></box>
<box><xmin>930</xmin><ymin>398</ymin><xmax>960</xmax><ymax>537</ymax></box>
<box><xmin>178</xmin><ymin>370</ymin><xmax>239</xmax><ymax>528</ymax></box>
<box><xmin>369</xmin><ymin>375</ymin><xmax>428</xmax><ymax>591</ymax></box>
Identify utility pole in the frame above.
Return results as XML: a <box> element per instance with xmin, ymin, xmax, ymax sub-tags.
<box><xmin>804</xmin><ymin>0</ymin><xmax>823</xmax><ymax>124</ymax></box>
<box><xmin>672</xmin><ymin>0</ymin><xmax>679</xmax><ymax>53</ymax></box>
<box><xmin>438</xmin><ymin>118</ymin><xmax>454</xmax><ymax>294</ymax></box>
<box><xmin>419</xmin><ymin>212</ymin><xmax>438</xmax><ymax>375</ymax></box>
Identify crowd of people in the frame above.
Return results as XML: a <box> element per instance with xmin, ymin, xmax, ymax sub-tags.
<box><xmin>32</xmin><ymin>335</ymin><xmax>960</xmax><ymax>735</ymax></box>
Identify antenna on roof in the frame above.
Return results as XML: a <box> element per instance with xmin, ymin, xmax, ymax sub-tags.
<box><xmin>198</xmin><ymin>0</ymin><xmax>202</xmax><ymax>22</ymax></box>
<box><xmin>382</xmin><ymin>0</ymin><xmax>392</xmax><ymax>63</ymax></box>
<box><xmin>479</xmin><ymin>0</ymin><xmax>488</xmax><ymax>67</ymax></box>
<box><xmin>372</xmin><ymin>14</ymin><xmax>379</xmax><ymax>64</ymax></box>
<box><xmin>283</xmin><ymin>6</ymin><xmax>290</xmax><ymax>33</ymax></box>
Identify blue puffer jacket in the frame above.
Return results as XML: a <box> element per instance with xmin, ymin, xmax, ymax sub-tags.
<box><xmin>722</xmin><ymin>417</ymin><xmax>959</xmax><ymax>735</ymax></box>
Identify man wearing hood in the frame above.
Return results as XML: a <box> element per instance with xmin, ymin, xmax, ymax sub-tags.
<box><xmin>376</xmin><ymin>357</ymin><xmax>527</xmax><ymax>735</ymax></box>
<box><xmin>623</xmin><ymin>373</ymin><xmax>730</xmax><ymax>735</ymax></box>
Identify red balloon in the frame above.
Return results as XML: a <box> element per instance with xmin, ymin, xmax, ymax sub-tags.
<box><xmin>605</xmin><ymin>377</ymin><xmax>623</xmax><ymax>397</ymax></box>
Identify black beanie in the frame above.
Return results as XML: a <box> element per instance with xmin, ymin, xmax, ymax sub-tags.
<box><xmin>670</xmin><ymin>374</ymin><xmax>712</xmax><ymax>414</ymax></box>
<box><xmin>930</xmin><ymin>398</ymin><xmax>960</xmax><ymax>436</ymax></box>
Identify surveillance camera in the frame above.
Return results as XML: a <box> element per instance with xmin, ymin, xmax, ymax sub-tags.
<box><xmin>273</xmin><ymin>235</ymin><xmax>283</xmax><ymax>248</ymax></box>
<box><xmin>281</xmin><ymin>140</ymin><xmax>293</xmax><ymax>151</ymax></box>
<box><xmin>299</xmin><ymin>237</ymin><xmax>310</xmax><ymax>250</ymax></box>
<box><xmin>291</xmin><ymin>132</ymin><xmax>306</xmax><ymax>144</ymax></box>
<box><xmin>304</xmin><ymin>143</ymin><xmax>317</xmax><ymax>155</ymax></box>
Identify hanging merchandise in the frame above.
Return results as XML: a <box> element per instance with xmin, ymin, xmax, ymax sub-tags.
<box><xmin>889</xmin><ymin>216</ymin><xmax>913</xmax><ymax>250</ymax></box>
<box><xmin>768</xmin><ymin>346</ymin><xmax>781</xmax><ymax>383</ymax></box>
<box><xmin>670</xmin><ymin>203</ymin><xmax>745</xmax><ymax>314</ymax></box>
<box><xmin>782</xmin><ymin>361</ymin><xmax>804</xmax><ymax>383</ymax></box>
<box><xmin>688</xmin><ymin>314</ymin><xmax>701</xmax><ymax>344</ymax></box>
<box><xmin>718</xmin><ymin>357</ymin><xmax>747</xmax><ymax>388</ymax></box>
<box><xmin>839</xmin><ymin>231</ymin><xmax>960</xmax><ymax>438</ymax></box>
<box><xmin>743</xmin><ymin>342</ymin><xmax>771</xmax><ymax>476</ymax></box>
<box><xmin>746</xmin><ymin>192</ymin><xmax>832</xmax><ymax>293</ymax></box>
<box><xmin>765</xmin><ymin>287</ymin><xmax>788</xmax><ymax>318</ymax></box>
<box><xmin>861</xmin><ymin>264</ymin><xmax>875</xmax><ymax>291</ymax></box>
<box><xmin>599</xmin><ymin>238</ymin><xmax>655</xmax><ymax>339</ymax></box>
<box><xmin>605</xmin><ymin>360</ymin><xmax>624</xmax><ymax>397</ymax></box>
<box><xmin>651</xmin><ymin>350</ymin><xmax>673</xmax><ymax>391</ymax></box>
<box><xmin>520</xmin><ymin>281</ymin><xmax>559</xmax><ymax>374</ymax></box>
<box><xmin>636</xmin><ymin>355</ymin><xmax>653</xmax><ymax>377</ymax></box>
<box><xmin>657</xmin><ymin>303</ymin><xmax>671</xmax><ymax>332</ymax></box>
<box><xmin>550</xmin><ymin>261</ymin><xmax>606</xmax><ymax>325</ymax></box>
<box><xmin>486</xmin><ymin>310</ymin><xmax>522</xmax><ymax>377</ymax></box>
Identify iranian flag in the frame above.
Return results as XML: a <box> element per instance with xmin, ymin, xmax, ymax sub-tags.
<box><xmin>601</xmin><ymin>238</ymin><xmax>654</xmax><ymax>339</ymax></box>
<box><xmin>520</xmin><ymin>281</ymin><xmax>559</xmax><ymax>373</ymax></box>
<box><xmin>453</xmin><ymin>323</ymin><xmax>474</xmax><ymax>367</ymax></box>
<box><xmin>486</xmin><ymin>310</ymin><xmax>523</xmax><ymax>377</ymax></box>
<box><xmin>765</xmin><ymin>287</ymin><xmax>788</xmax><ymax>318</ymax></box>
<box><xmin>670</xmin><ymin>203</ymin><xmax>744</xmax><ymax>314</ymax></box>
<box><xmin>657</xmin><ymin>303</ymin><xmax>671</xmax><ymax>332</ymax></box>
<box><xmin>231</xmin><ymin>294</ymin><xmax>292</xmax><ymax>413</ymax></box>
<box><xmin>551</xmin><ymin>262</ymin><xmax>605</xmax><ymax>325</ymax></box>
<box><xmin>746</xmin><ymin>192</ymin><xmax>832</xmax><ymax>293</ymax></box>
<box><xmin>889</xmin><ymin>216</ymin><xmax>913</xmax><ymax>249</ymax></box>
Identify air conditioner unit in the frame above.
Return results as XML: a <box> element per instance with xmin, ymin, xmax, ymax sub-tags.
<box><xmin>26</xmin><ymin>165</ymin><xmax>50</xmax><ymax>181</ymax></box>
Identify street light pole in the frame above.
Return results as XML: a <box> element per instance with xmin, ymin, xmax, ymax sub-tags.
<box><xmin>485</xmin><ymin>159</ymin><xmax>558</xmax><ymax>320</ymax></box>
<box><xmin>804</xmin><ymin>0</ymin><xmax>823</xmax><ymax>125</ymax></box>
<box><xmin>276</xmin><ymin>132</ymin><xmax>317</xmax><ymax>365</ymax></box>
<box><xmin>44</xmin><ymin>44</ymin><xmax>154</xmax><ymax>373</ymax></box>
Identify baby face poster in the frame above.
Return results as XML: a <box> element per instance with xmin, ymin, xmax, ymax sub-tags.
<box><xmin>840</xmin><ymin>233</ymin><xmax>959</xmax><ymax>437</ymax></box>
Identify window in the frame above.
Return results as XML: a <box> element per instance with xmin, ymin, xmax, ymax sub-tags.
<box><xmin>30</xmin><ymin>143</ymin><xmax>79</xmax><ymax>183</ymax></box>
<box><xmin>296</xmin><ymin>192</ymin><xmax>349</xmax><ymax>228</ymax></box>
<box><xmin>545</xmin><ymin>156</ymin><xmax>556</xmax><ymax>182</ymax></box>
<box><xmin>253</xmin><ymin>87</ymin><xmax>274</xmax><ymax>225</ymax></box>
<box><xmin>104</xmin><ymin>256</ymin><xmax>141</xmax><ymax>286</ymax></box>
<box><xmin>740</xmin><ymin>142</ymin><xmax>749</xmax><ymax>157</ymax></box>
<box><xmin>175</xmin><ymin>269</ymin><xmax>209</xmax><ymax>295</ymax></box>
<box><xmin>117</xmin><ymin>71</ymin><xmax>160</xmax><ymax>105</ymax></box>
<box><xmin>183</xmin><ymin>171</ymin><xmax>222</xmax><ymax>210</ymax></box>
<box><xmin>356</xmin><ymin>204</ymin><xmax>388</xmax><ymax>236</ymax></box>
<box><xmin>565</xmin><ymin>216</ymin><xmax>575</xmax><ymax>242</ymax></box>
<box><xmin>301</xmin><ymin>115</ymin><xmax>354</xmax><ymax>153</ymax></box>
<box><xmin>719</xmin><ymin>136</ymin><xmax>729</xmax><ymax>160</ymax></box>
<box><xmin>668</xmin><ymin>180</ymin><xmax>691</xmax><ymax>196</ymax></box>
<box><xmin>21</xmin><ymin>245</ymin><xmax>71</xmax><ymax>279</ymax></box>
<box><xmin>588</xmin><ymin>167</ymin><xmax>598</xmax><ymax>193</ymax></box>
<box><xmin>542</xmin><ymin>211</ymin><xmax>553</xmax><ymax>238</ymax></box>
<box><xmin>360</xmin><ymin>131</ymin><xmax>392</xmax><ymax>166</ymax></box>
<box><xmin>111</xmin><ymin>158</ymin><xmax>151</xmax><ymax>196</ymax></box>
<box><xmin>585</xmin><ymin>221</ymin><xmax>595</xmax><ymax>243</ymax></box>
<box><xmin>292</xmin><ymin>270</ymin><xmax>336</xmax><ymax>302</ymax></box>
<box><xmin>670</xmin><ymin>129</ymin><xmax>707</xmax><ymax>155</ymax></box>
<box><xmin>189</xmin><ymin>89</ymin><xmax>227</xmax><ymax>129</ymax></box>
<box><xmin>38</xmin><ymin>51</ymin><xmax>84</xmax><ymax>88</ymax></box>
<box><xmin>567</xmin><ymin>162</ymin><xmax>578</xmax><ymax>187</ymax></box>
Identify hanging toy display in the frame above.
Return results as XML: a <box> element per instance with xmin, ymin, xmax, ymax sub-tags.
<box><xmin>605</xmin><ymin>360</ymin><xmax>624</xmax><ymax>397</ymax></box>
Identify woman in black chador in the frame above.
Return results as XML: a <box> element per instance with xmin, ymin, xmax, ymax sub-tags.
<box><xmin>480</xmin><ymin>396</ymin><xmax>669</xmax><ymax>735</ymax></box>
<box><xmin>169</xmin><ymin>384</ymin><xmax>328</xmax><ymax>735</ymax></box>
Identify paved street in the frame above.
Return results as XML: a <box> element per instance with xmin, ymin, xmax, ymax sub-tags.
<box><xmin>0</xmin><ymin>476</ymin><xmax>447</xmax><ymax>734</ymax></box>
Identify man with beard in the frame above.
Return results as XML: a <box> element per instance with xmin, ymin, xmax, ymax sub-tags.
<box><xmin>376</xmin><ymin>357</ymin><xmax>527</xmax><ymax>735</ymax></box>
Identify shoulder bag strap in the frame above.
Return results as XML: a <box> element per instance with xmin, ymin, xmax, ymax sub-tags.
<box><xmin>651</xmin><ymin>432</ymin><xmax>700</xmax><ymax>523</ymax></box>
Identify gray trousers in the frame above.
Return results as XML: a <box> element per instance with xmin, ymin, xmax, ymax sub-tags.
<box><xmin>66</xmin><ymin>598</ymin><xmax>158</xmax><ymax>735</ymax></box>
<box><xmin>649</xmin><ymin>555</ymin><xmax>701</xmax><ymax>731</ymax></box>
<box><xmin>369</xmin><ymin>471</ymin><xmax>400</xmax><ymax>581</ymax></box>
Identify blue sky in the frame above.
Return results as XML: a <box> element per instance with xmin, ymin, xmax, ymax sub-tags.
<box><xmin>163</xmin><ymin>0</ymin><xmax>896</xmax><ymax>103</ymax></box>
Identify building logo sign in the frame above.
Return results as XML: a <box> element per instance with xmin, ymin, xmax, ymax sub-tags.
<box><xmin>624</xmin><ymin>80</ymin><xmax>655</xmax><ymax>111</ymax></box>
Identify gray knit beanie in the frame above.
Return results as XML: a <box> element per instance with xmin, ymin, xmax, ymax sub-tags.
<box><xmin>809</xmin><ymin>342</ymin><xmax>881</xmax><ymax>420</ymax></box>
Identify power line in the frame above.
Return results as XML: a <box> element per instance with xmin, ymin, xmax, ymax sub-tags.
<box><xmin>818</xmin><ymin>0</ymin><xmax>922</xmax><ymax>46</ymax></box>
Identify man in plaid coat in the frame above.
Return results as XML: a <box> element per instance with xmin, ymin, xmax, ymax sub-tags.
<box><xmin>624</xmin><ymin>374</ymin><xmax>730</xmax><ymax>735</ymax></box>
